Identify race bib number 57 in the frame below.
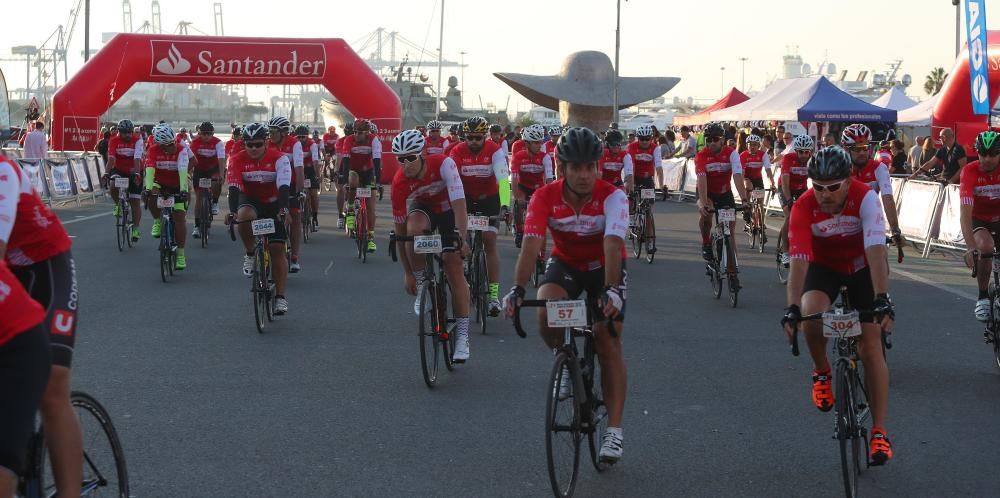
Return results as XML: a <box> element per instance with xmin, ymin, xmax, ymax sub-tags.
<box><xmin>546</xmin><ymin>300</ymin><xmax>588</xmax><ymax>328</ymax></box>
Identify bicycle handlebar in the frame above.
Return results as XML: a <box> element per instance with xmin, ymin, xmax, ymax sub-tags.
<box><xmin>512</xmin><ymin>299</ymin><xmax>618</xmax><ymax>339</ymax></box>
<box><xmin>387</xmin><ymin>230</ymin><xmax>463</xmax><ymax>263</ymax></box>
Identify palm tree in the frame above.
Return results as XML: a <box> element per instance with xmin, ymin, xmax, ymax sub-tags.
<box><xmin>924</xmin><ymin>67</ymin><xmax>947</xmax><ymax>96</ymax></box>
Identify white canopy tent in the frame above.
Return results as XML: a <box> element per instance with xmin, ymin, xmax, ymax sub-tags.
<box><xmin>710</xmin><ymin>78</ymin><xmax>813</xmax><ymax>122</ymax></box>
<box><xmin>871</xmin><ymin>86</ymin><xmax>918</xmax><ymax>111</ymax></box>
<box><xmin>897</xmin><ymin>95</ymin><xmax>940</xmax><ymax>127</ymax></box>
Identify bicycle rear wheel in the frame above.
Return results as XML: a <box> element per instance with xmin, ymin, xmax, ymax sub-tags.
<box><xmin>62</xmin><ymin>392</ymin><xmax>129</xmax><ymax>498</ymax></box>
<box><xmin>159</xmin><ymin>239</ymin><xmax>169</xmax><ymax>283</ymax></box>
<box><xmin>418</xmin><ymin>282</ymin><xmax>441</xmax><ymax>388</ymax></box>
<box><xmin>546</xmin><ymin>352</ymin><xmax>582</xmax><ymax>498</ymax></box>
<box><xmin>835</xmin><ymin>362</ymin><xmax>862</xmax><ymax>498</ymax></box>
<box><xmin>124</xmin><ymin>206</ymin><xmax>134</xmax><ymax>249</ymax></box>
<box><xmin>301</xmin><ymin>201</ymin><xmax>311</xmax><ymax>243</ymax></box>
<box><xmin>584</xmin><ymin>342</ymin><xmax>610</xmax><ymax>472</ymax></box>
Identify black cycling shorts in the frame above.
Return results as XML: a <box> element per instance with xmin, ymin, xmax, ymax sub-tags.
<box><xmin>0</xmin><ymin>326</ymin><xmax>51</xmax><ymax>475</ymax></box>
<box><xmin>635</xmin><ymin>176</ymin><xmax>656</xmax><ymax>190</ymax></box>
<box><xmin>407</xmin><ymin>204</ymin><xmax>457</xmax><ymax>236</ymax></box>
<box><xmin>192</xmin><ymin>168</ymin><xmax>220</xmax><ymax>186</ymax></box>
<box><xmin>539</xmin><ymin>255</ymin><xmax>627</xmax><ymax>322</ymax></box>
<box><xmin>350</xmin><ymin>169</ymin><xmax>376</xmax><ymax>188</ymax></box>
<box><xmin>708</xmin><ymin>191</ymin><xmax>737</xmax><ymax>209</ymax></box>
<box><xmin>802</xmin><ymin>264</ymin><xmax>876</xmax><ymax>323</ymax></box>
<box><xmin>746</xmin><ymin>177</ymin><xmax>765</xmax><ymax>190</ymax></box>
<box><xmin>516</xmin><ymin>183</ymin><xmax>537</xmax><ymax>199</ymax></box>
<box><xmin>780</xmin><ymin>188</ymin><xmax>807</xmax><ymax>208</ymax></box>
<box><xmin>337</xmin><ymin>160</ymin><xmax>350</xmax><ymax>185</ymax></box>
<box><xmin>238</xmin><ymin>194</ymin><xmax>287</xmax><ymax>244</ymax></box>
<box><xmin>13</xmin><ymin>250</ymin><xmax>78</xmax><ymax>368</ymax></box>
<box><xmin>304</xmin><ymin>168</ymin><xmax>320</xmax><ymax>190</ymax></box>
<box><xmin>971</xmin><ymin>218</ymin><xmax>1000</xmax><ymax>245</ymax></box>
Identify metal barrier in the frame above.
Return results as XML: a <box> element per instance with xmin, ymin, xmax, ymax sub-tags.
<box><xmin>7</xmin><ymin>152</ymin><xmax>107</xmax><ymax>206</ymax></box>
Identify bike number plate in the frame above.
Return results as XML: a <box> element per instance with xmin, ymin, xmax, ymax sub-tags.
<box><xmin>114</xmin><ymin>177</ymin><xmax>130</xmax><ymax>189</ymax></box>
<box><xmin>718</xmin><ymin>209</ymin><xmax>736</xmax><ymax>222</ymax></box>
<box><xmin>469</xmin><ymin>216</ymin><xmax>489</xmax><ymax>231</ymax></box>
<box><xmin>251</xmin><ymin>218</ymin><xmax>276</xmax><ymax>236</ymax></box>
<box><xmin>356</xmin><ymin>188</ymin><xmax>372</xmax><ymax>198</ymax></box>
<box><xmin>751</xmin><ymin>189</ymin><xmax>766</xmax><ymax>200</ymax></box>
<box><xmin>303</xmin><ymin>179</ymin><xmax>311</xmax><ymax>188</ymax></box>
<box><xmin>157</xmin><ymin>197</ymin><xmax>175</xmax><ymax>208</ymax></box>
<box><xmin>546</xmin><ymin>300</ymin><xmax>588</xmax><ymax>328</ymax></box>
<box><xmin>640</xmin><ymin>188</ymin><xmax>655</xmax><ymax>199</ymax></box>
<box><xmin>414</xmin><ymin>234</ymin><xmax>443</xmax><ymax>254</ymax></box>
<box><xmin>198</xmin><ymin>178</ymin><xmax>212</xmax><ymax>188</ymax></box>
<box><xmin>822</xmin><ymin>311</ymin><xmax>862</xmax><ymax>338</ymax></box>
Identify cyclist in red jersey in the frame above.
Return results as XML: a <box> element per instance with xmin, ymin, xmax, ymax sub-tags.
<box><xmin>451</xmin><ymin>116</ymin><xmax>508</xmax><ymax>315</ymax></box>
<box><xmin>390</xmin><ymin>130</ymin><xmax>473</xmax><ymax>361</ymax></box>
<box><xmin>510</xmin><ymin>126</ymin><xmax>527</xmax><ymax>157</ymax></box>
<box><xmin>695</xmin><ymin>123</ymin><xmax>749</xmax><ymax>262</ymax></box>
<box><xmin>740</xmin><ymin>133</ymin><xmax>774</xmax><ymax>231</ymax></box>
<box><xmin>0</xmin><ymin>152</ymin><xmax>84</xmax><ymax>496</ymax></box>
<box><xmin>266</xmin><ymin>116</ymin><xmax>305</xmax><ymax>272</ymax></box>
<box><xmin>544</xmin><ymin>127</ymin><xmax>561</xmax><ymax>177</ymax></box>
<box><xmin>960</xmin><ymin>130</ymin><xmax>1000</xmax><ymax>321</ymax></box>
<box><xmin>0</xmin><ymin>259</ymin><xmax>49</xmax><ymax>496</ymax></box>
<box><xmin>777</xmin><ymin>134</ymin><xmax>815</xmax><ymax>266</ymax></box>
<box><xmin>510</xmin><ymin>124</ymin><xmax>555</xmax><ymax>247</ymax></box>
<box><xmin>294</xmin><ymin>126</ymin><xmax>322</xmax><ymax>231</ymax></box>
<box><xmin>175</xmin><ymin>127</ymin><xmax>190</xmax><ymax>148</ymax></box>
<box><xmin>625</xmin><ymin>125</ymin><xmax>664</xmax><ymax>254</ymax></box>
<box><xmin>446</xmin><ymin>124</ymin><xmax>461</xmax><ymax>150</ymax></box>
<box><xmin>841</xmin><ymin>124</ymin><xmax>903</xmax><ymax>246</ymax></box>
<box><xmin>341</xmin><ymin>118</ymin><xmax>383</xmax><ymax>253</ymax></box>
<box><xmin>781</xmin><ymin>145</ymin><xmax>895</xmax><ymax>466</ymax></box>
<box><xmin>189</xmin><ymin>121</ymin><xmax>226</xmax><ymax>239</ymax></box>
<box><xmin>145</xmin><ymin>123</ymin><xmax>193</xmax><ymax>270</ymax></box>
<box><xmin>334</xmin><ymin>121</ymin><xmax>354</xmax><ymax>229</ymax></box>
<box><xmin>105</xmin><ymin>119</ymin><xmax>145</xmax><ymax>242</ymax></box>
<box><xmin>227</xmin><ymin>123</ymin><xmax>292</xmax><ymax>314</ymax></box>
<box><xmin>503</xmin><ymin>127</ymin><xmax>629</xmax><ymax>465</ymax></box>
<box><xmin>598</xmin><ymin>130</ymin><xmax>633</xmax><ymax>189</ymax></box>
<box><xmin>423</xmin><ymin>120</ymin><xmax>450</xmax><ymax>156</ymax></box>
<box><xmin>322</xmin><ymin>125</ymin><xmax>339</xmax><ymax>166</ymax></box>
<box><xmin>226</xmin><ymin>126</ymin><xmax>244</xmax><ymax>159</ymax></box>
<box><xmin>489</xmin><ymin>123</ymin><xmax>509</xmax><ymax>158</ymax></box>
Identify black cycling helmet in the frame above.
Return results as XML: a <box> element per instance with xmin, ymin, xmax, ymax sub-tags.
<box><xmin>232</xmin><ymin>125</ymin><xmax>243</xmax><ymax>136</ymax></box>
<box><xmin>294</xmin><ymin>125</ymin><xmax>310</xmax><ymax>137</ymax></box>
<box><xmin>604</xmin><ymin>129</ymin><xmax>624</xmax><ymax>147</ymax></box>
<box><xmin>556</xmin><ymin>127</ymin><xmax>603</xmax><ymax>163</ymax></box>
<box><xmin>489</xmin><ymin>124</ymin><xmax>503</xmax><ymax>134</ymax></box>
<box><xmin>975</xmin><ymin>130</ymin><xmax>1000</xmax><ymax>155</ymax></box>
<box><xmin>242</xmin><ymin>122</ymin><xmax>269</xmax><ymax>142</ymax></box>
<box><xmin>343</xmin><ymin>121</ymin><xmax>354</xmax><ymax>135</ymax></box>
<box><xmin>199</xmin><ymin>121</ymin><xmax>214</xmax><ymax>133</ymax></box>
<box><xmin>116</xmin><ymin>119</ymin><xmax>134</xmax><ymax>133</ymax></box>
<box><xmin>807</xmin><ymin>145</ymin><xmax>853</xmax><ymax>181</ymax></box>
<box><xmin>448</xmin><ymin>124</ymin><xmax>459</xmax><ymax>134</ymax></box>
<box><xmin>703</xmin><ymin>122</ymin><xmax>725</xmax><ymax>139</ymax></box>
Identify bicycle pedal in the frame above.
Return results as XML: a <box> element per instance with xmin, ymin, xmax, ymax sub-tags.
<box><xmin>984</xmin><ymin>331</ymin><xmax>994</xmax><ymax>344</ymax></box>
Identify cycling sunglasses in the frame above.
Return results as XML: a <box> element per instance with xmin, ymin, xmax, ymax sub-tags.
<box><xmin>244</xmin><ymin>141</ymin><xmax>266</xmax><ymax>149</ymax></box>
<box><xmin>705</xmin><ymin>136</ymin><xmax>722</xmax><ymax>143</ymax></box>
<box><xmin>398</xmin><ymin>154</ymin><xmax>419</xmax><ymax>163</ymax></box>
<box><xmin>466</xmin><ymin>134</ymin><xmax>485</xmax><ymax>142</ymax></box>
<box><xmin>813</xmin><ymin>180</ymin><xmax>846</xmax><ymax>193</ymax></box>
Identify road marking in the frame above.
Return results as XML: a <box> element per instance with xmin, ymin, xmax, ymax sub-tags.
<box><xmin>324</xmin><ymin>260</ymin><xmax>334</xmax><ymax>275</ymax></box>
<box><xmin>61</xmin><ymin>212</ymin><xmax>111</xmax><ymax>225</ymax></box>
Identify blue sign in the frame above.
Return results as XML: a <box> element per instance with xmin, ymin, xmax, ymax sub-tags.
<box><xmin>965</xmin><ymin>0</ymin><xmax>990</xmax><ymax>116</ymax></box>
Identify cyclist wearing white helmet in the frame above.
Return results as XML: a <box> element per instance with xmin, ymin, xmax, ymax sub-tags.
<box><xmin>626</xmin><ymin>124</ymin><xmax>663</xmax><ymax>254</ymax></box>
<box><xmin>841</xmin><ymin>124</ymin><xmax>903</xmax><ymax>248</ymax></box>
<box><xmin>777</xmin><ymin>134</ymin><xmax>815</xmax><ymax>266</ymax></box>
<box><xmin>144</xmin><ymin>123</ymin><xmax>194</xmax><ymax>270</ymax></box>
<box><xmin>510</xmin><ymin>124</ymin><xmax>554</xmax><ymax>247</ymax></box>
<box><xmin>424</xmin><ymin>120</ymin><xmax>450</xmax><ymax>155</ymax></box>
<box><xmin>544</xmin><ymin>126</ymin><xmax>562</xmax><ymax>176</ymax></box>
<box><xmin>267</xmin><ymin>116</ymin><xmax>306</xmax><ymax>272</ymax></box>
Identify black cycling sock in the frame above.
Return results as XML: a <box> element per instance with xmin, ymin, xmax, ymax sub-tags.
<box><xmin>276</xmin><ymin>294</ymin><xmax>285</xmax><ymax>299</ymax></box>
<box><xmin>246</xmin><ymin>252</ymin><xmax>253</xmax><ymax>257</ymax></box>
<box><xmin>980</xmin><ymin>289</ymin><xmax>990</xmax><ymax>300</ymax></box>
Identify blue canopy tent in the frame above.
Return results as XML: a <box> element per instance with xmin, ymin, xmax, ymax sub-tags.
<box><xmin>797</xmin><ymin>77</ymin><xmax>897</xmax><ymax>122</ymax></box>
<box><xmin>712</xmin><ymin>76</ymin><xmax>897</xmax><ymax>123</ymax></box>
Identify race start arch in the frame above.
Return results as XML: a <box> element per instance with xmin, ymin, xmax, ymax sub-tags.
<box><xmin>932</xmin><ymin>30</ymin><xmax>1000</xmax><ymax>150</ymax></box>
<box><xmin>51</xmin><ymin>34</ymin><xmax>402</xmax><ymax>177</ymax></box>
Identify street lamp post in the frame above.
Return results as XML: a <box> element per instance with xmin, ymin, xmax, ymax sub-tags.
<box><xmin>953</xmin><ymin>0</ymin><xmax>960</xmax><ymax>57</ymax></box>
<box><xmin>738</xmin><ymin>57</ymin><xmax>748</xmax><ymax>92</ymax></box>
<box><xmin>720</xmin><ymin>67</ymin><xmax>725</xmax><ymax>97</ymax></box>
<box><xmin>612</xmin><ymin>0</ymin><xmax>622</xmax><ymax>126</ymax></box>
<box><xmin>459</xmin><ymin>51</ymin><xmax>467</xmax><ymax>108</ymax></box>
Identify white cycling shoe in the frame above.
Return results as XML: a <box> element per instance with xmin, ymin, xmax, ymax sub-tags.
<box><xmin>599</xmin><ymin>428</ymin><xmax>623</xmax><ymax>464</ymax></box>
<box><xmin>975</xmin><ymin>298</ymin><xmax>991</xmax><ymax>322</ymax></box>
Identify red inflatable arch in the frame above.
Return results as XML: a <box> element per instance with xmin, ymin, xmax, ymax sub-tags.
<box><xmin>932</xmin><ymin>30</ymin><xmax>1000</xmax><ymax>150</ymax></box>
<box><xmin>51</xmin><ymin>34</ymin><xmax>402</xmax><ymax>179</ymax></box>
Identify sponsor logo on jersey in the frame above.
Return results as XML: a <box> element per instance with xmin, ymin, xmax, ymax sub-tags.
<box><xmin>811</xmin><ymin>216</ymin><xmax>862</xmax><ymax>237</ymax></box>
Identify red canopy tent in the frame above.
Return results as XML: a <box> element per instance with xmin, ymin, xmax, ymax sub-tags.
<box><xmin>673</xmin><ymin>88</ymin><xmax>749</xmax><ymax>127</ymax></box>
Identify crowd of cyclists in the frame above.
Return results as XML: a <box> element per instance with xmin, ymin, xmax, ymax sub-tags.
<box><xmin>9</xmin><ymin>102</ymin><xmax>1000</xmax><ymax>495</ymax></box>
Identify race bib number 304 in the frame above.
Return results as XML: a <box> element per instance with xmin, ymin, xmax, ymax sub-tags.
<box><xmin>822</xmin><ymin>311</ymin><xmax>862</xmax><ymax>338</ymax></box>
<box><xmin>546</xmin><ymin>300</ymin><xmax>588</xmax><ymax>328</ymax></box>
<box><xmin>414</xmin><ymin>234</ymin><xmax>443</xmax><ymax>254</ymax></box>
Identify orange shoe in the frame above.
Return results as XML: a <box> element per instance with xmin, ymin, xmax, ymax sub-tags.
<box><xmin>869</xmin><ymin>428</ymin><xmax>893</xmax><ymax>466</ymax></box>
<box><xmin>812</xmin><ymin>370</ymin><xmax>834</xmax><ymax>412</ymax></box>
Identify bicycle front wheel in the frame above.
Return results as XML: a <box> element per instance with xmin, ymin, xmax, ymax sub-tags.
<box><xmin>58</xmin><ymin>392</ymin><xmax>130</xmax><ymax>498</ymax></box>
<box><xmin>477</xmin><ymin>247</ymin><xmax>488</xmax><ymax>335</ymax></box>
<box><xmin>116</xmin><ymin>206</ymin><xmax>125</xmax><ymax>252</ymax></box>
<box><xmin>631</xmin><ymin>216</ymin><xmax>643</xmax><ymax>260</ymax></box>
<box><xmin>253</xmin><ymin>248</ymin><xmax>267</xmax><ymax>333</ymax></box>
<box><xmin>835</xmin><ymin>362</ymin><xmax>862</xmax><ymax>498</ymax></box>
<box><xmin>712</xmin><ymin>237</ymin><xmax>723</xmax><ymax>299</ymax></box>
<box><xmin>418</xmin><ymin>282</ymin><xmax>441</xmax><ymax>388</ymax></box>
<box><xmin>546</xmin><ymin>352</ymin><xmax>582</xmax><ymax>498</ymax></box>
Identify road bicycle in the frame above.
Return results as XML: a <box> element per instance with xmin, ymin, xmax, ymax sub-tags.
<box><xmin>110</xmin><ymin>175</ymin><xmax>135</xmax><ymax>252</ymax></box>
<box><xmin>972</xmin><ymin>245</ymin><xmax>1000</xmax><ymax>369</ymax></box>
<box><xmin>194</xmin><ymin>177</ymin><xmax>215</xmax><ymax>248</ymax></box>
<box><xmin>230</xmin><ymin>216</ymin><xmax>283</xmax><ymax>333</ymax></box>
<box><xmin>154</xmin><ymin>193</ymin><xmax>183</xmax><ymax>283</ymax></box>
<box><xmin>746</xmin><ymin>188</ymin><xmax>769</xmax><ymax>253</ymax></box>
<box><xmin>706</xmin><ymin>207</ymin><xmax>744</xmax><ymax>307</ymax></box>
<box><xmin>628</xmin><ymin>187</ymin><xmax>657</xmax><ymax>264</ymax></box>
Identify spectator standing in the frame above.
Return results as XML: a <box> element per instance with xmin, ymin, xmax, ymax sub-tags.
<box><xmin>95</xmin><ymin>129</ymin><xmax>111</xmax><ymax>164</ymax></box>
<box><xmin>890</xmin><ymin>140</ymin><xmax>907</xmax><ymax>174</ymax></box>
<box><xmin>823</xmin><ymin>131</ymin><xmax>838</xmax><ymax>147</ymax></box>
<box><xmin>22</xmin><ymin>121</ymin><xmax>48</xmax><ymax>159</ymax></box>
<box><xmin>907</xmin><ymin>136</ymin><xmax>925</xmax><ymax>167</ymax></box>
<box><xmin>911</xmin><ymin>128</ymin><xmax>966</xmax><ymax>183</ymax></box>
<box><xmin>674</xmin><ymin>125</ymin><xmax>698</xmax><ymax>158</ymax></box>
<box><xmin>774</xmin><ymin>125</ymin><xmax>787</xmax><ymax>155</ymax></box>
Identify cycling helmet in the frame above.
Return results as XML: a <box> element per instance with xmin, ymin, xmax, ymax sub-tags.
<box><xmin>548</xmin><ymin>126</ymin><xmax>563</xmax><ymax>136</ymax></box>
<box><xmin>840</xmin><ymin>124</ymin><xmax>872</xmax><ymax>146</ymax></box>
<box><xmin>745</xmin><ymin>134</ymin><xmax>762</xmax><ymax>145</ymax></box>
<box><xmin>152</xmin><ymin>124</ymin><xmax>175</xmax><ymax>145</ymax></box>
<box><xmin>556</xmin><ymin>127</ymin><xmax>603</xmax><ymax>163</ymax></box>
<box><xmin>703</xmin><ymin>122</ymin><xmax>725</xmax><ymax>139</ymax></box>
<box><xmin>353</xmin><ymin>118</ymin><xmax>371</xmax><ymax>132</ymax></box>
<box><xmin>807</xmin><ymin>146</ymin><xmax>852</xmax><ymax>181</ymax></box>
<box><xmin>462</xmin><ymin>116</ymin><xmax>490</xmax><ymax>135</ymax></box>
<box><xmin>392</xmin><ymin>129</ymin><xmax>426</xmax><ymax>155</ymax></box>
<box><xmin>635</xmin><ymin>124</ymin><xmax>654</xmax><ymax>138</ymax></box>
<box><xmin>328</xmin><ymin>125</ymin><xmax>336</xmax><ymax>132</ymax></box>
<box><xmin>426</xmin><ymin>120</ymin><xmax>443</xmax><ymax>130</ymax></box>
<box><xmin>232</xmin><ymin>125</ymin><xmax>243</xmax><ymax>136</ymax></box>
<box><xmin>368</xmin><ymin>122</ymin><xmax>379</xmax><ymax>135</ymax></box>
<box><xmin>604</xmin><ymin>129</ymin><xmax>625</xmax><ymax>147</ymax></box>
<box><xmin>343</xmin><ymin>122</ymin><xmax>354</xmax><ymax>135</ymax></box>
<box><xmin>199</xmin><ymin>121</ymin><xmax>214</xmax><ymax>133</ymax></box>
<box><xmin>116</xmin><ymin>119</ymin><xmax>134</xmax><ymax>133</ymax></box>
<box><xmin>521</xmin><ymin>124</ymin><xmax>545</xmax><ymax>142</ymax></box>
<box><xmin>267</xmin><ymin>116</ymin><xmax>290</xmax><ymax>130</ymax></box>
<box><xmin>179</xmin><ymin>127</ymin><xmax>188</xmax><ymax>134</ymax></box>
<box><xmin>489</xmin><ymin>124</ymin><xmax>503</xmax><ymax>134</ymax></box>
<box><xmin>294</xmin><ymin>125</ymin><xmax>309</xmax><ymax>137</ymax></box>
<box><xmin>975</xmin><ymin>130</ymin><xmax>1000</xmax><ymax>155</ymax></box>
<box><xmin>792</xmin><ymin>134</ymin><xmax>815</xmax><ymax>151</ymax></box>
<box><xmin>448</xmin><ymin>124</ymin><xmax>460</xmax><ymax>134</ymax></box>
<box><xmin>242</xmin><ymin>122</ymin><xmax>269</xmax><ymax>142</ymax></box>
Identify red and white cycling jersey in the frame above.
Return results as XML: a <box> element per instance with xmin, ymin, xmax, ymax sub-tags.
<box><xmin>144</xmin><ymin>143</ymin><xmax>193</xmax><ymax>189</ymax></box>
<box><xmin>544</xmin><ymin>140</ymin><xmax>558</xmax><ymax>165</ymax></box>
<box><xmin>852</xmin><ymin>159</ymin><xmax>893</xmax><ymax>195</ymax></box>
<box><xmin>424</xmin><ymin>135</ymin><xmax>450</xmax><ymax>156</ymax></box>
<box><xmin>598</xmin><ymin>149</ymin><xmax>634</xmax><ymax>185</ymax></box>
<box><xmin>510</xmin><ymin>150</ymin><xmax>553</xmax><ymax>190</ymax></box>
<box><xmin>268</xmin><ymin>135</ymin><xmax>304</xmax><ymax>169</ymax></box>
<box><xmin>188</xmin><ymin>136</ymin><xmax>226</xmax><ymax>172</ymax></box>
<box><xmin>0</xmin><ymin>260</ymin><xmax>45</xmax><ymax>347</ymax></box>
<box><xmin>342</xmin><ymin>134</ymin><xmax>382</xmax><ymax>172</ymax></box>
<box><xmin>336</xmin><ymin>136</ymin><xmax>349</xmax><ymax>157</ymax></box>
<box><xmin>780</xmin><ymin>153</ymin><xmax>810</xmax><ymax>192</ymax></box>
<box><xmin>788</xmin><ymin>179</ymin><xmax>886</xmax><ymax>274</ymax></box>
<box><xmin>226</xmin><ymin>148</ymin><xmax>291</xmax><ymax>204</ymax></box>
<box><xmin>107</xmin><ymin>134</ymin><xmax>143</xmax><ymax>174</ymax></box>
<box><xmin>626</xmin><ymin>142</ymin><xmax>662</xmax><ymax>179</ymax></box>
<box><xmin>449</xmin><ymin>140</ymin><xmax>506</xmax><ymax>200</ymax></box>
<box><xmin>739</xmin><ymin>149</ymin><xmax>771</xmax><ymax>181</ymax></box>
<box><xmin>523</xmin><ymin>179</ymin><xmax>628</xmax><ymax>272</ymax></box>
<box><xmin>225</xmin><ymin>139</ymin><xmax>244</xmax><ymax>160</ymax></box>
<box><xmin>322</xmin><ymin>132</ymin><xmax>339</xmax><ymax>152</ymax></box>
<box><xmin>444</xmin><ymin>140</ymin><xmax>461</xmax><ymax>156</ymax></box>
<box><xmin>0</xmin><ymin>154</ymin><xmax>72</xmax><ymax>267</ymax></box>
<box><xmin>390</xmin><ymin>154</ymin><xmax>466</xmax><ymax>223</ymax></box>
<box><xmin>960</xmin><ymin>160</ymin><xmax>1000</xmax><ymax>223</ymax></box>
<box><xmin>511</xmin><ymin>139</ymin><xmax>527</xmax><ymax>157</ymax></box>
<box><xmin>695</xmin><ymin>146</ymin><xmax>742</xmax><ymax>195</ymax></box>
<box><xmin>298</xmin><ymin>139</ymin><xmax>320</xmax><ymax>173</ymax></box>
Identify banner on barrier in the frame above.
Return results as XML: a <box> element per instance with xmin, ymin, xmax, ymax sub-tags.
<box><xmin>70</xmin><ymin>158</ymin><xmax>92</xmax><ymax>192</ymax></box>
<box><xmin>84</xmin><ymin>155</ymin><xmax>104</xmax><ymax>192</ymax></box>
<box><xmin>661</xmin><ymin>158</ymin><xmax>686</xmax><ymax>191</ymax></box>
<box><xmin>46</xmin><ymin>159</ymin><xmax>76</xmax><ymax>198</ymax></box>
<box><xmin>897</xmin><ymin>180</ymin><xmax>942</xmax><ymax>240</ymax></box>
<box><xmin>890</xmin><ymin>177</ymin><xmax>905</xmax><ymax>209</ymax></box>
<box><xmin>16</xmin><ymin>159</ymin><xmax>50</xmax><ymax>198</ymax></box>
<box><xmin>936</xmin><ymin>185</ymin><xmax>965</xmax><ymax>246</ymax></box>
<box><xmin>682</xmin><ymin>159</ymin><xmax>698</xmax><ymax>194</ymax></box>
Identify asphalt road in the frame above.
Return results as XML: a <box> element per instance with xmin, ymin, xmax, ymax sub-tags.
<box><xmin>52</xmin><ymin>188</ymin><xmax>1000</xmax><ymax>497</ymax></box>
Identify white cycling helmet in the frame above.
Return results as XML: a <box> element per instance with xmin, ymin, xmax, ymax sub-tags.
<box><xmin>152</xmin><ymin>123</ymin><xmax>175</xmax><ymax>145</ymax></box>
<box><xmin>548</xmin><ymin>126</ymin><xmax>563</xmax><ymax>136</ymax></box>
<box><xmin>392</xmin><ymin>129</ymin><xmax>426</xmax><ymax>155</ymax></box>
<box><xmin>745</xmin><ymin>134</ymin><xmax>762</xmax><ymax>144</ymax></box>
<box><xmin>521</xmin><ymin>124</ymin><xmax>546</xmax><ymax>142</ymax></box>
<box><xmin>792</xmin><ymin>134</ymin><xmax>815</xmax><ymax>151</ymax></box>
<box><xmin>267</xmin><ymin>116</ymin><xmax>290</xmax><ymax>130</ymax></box>
<box><xmin>426</xmin><ymin>120</ymin><xmax>442</xmax><ymax>130</ymax></box>
<box><xmin>635</xmin><ymin>124</ymin><xmax>654</xmax><ymax>138</ymax></box>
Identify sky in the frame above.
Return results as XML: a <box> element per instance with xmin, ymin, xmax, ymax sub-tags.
<box><xmin>0</xmin><ymin>0</ymin><xmax>986</xmax><ymax>114</ymax></box>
